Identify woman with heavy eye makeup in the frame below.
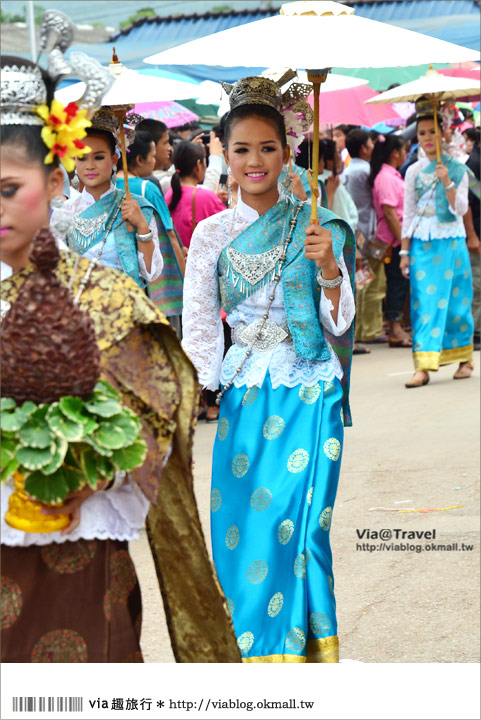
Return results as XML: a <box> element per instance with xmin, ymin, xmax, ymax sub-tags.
<box><xmin>400</xmin><ymin>107</ymin><xmax>474</xmax><ymax>388</ymax></box>
<box><xmin>0</xmin><ymin>46</ymin><xmax>239</xmax><ymax>665</ymax></box>
<box><xmin>182</xmin><ymin>76</ymin><xmax>356</xmax><ymax>663</ymax></box>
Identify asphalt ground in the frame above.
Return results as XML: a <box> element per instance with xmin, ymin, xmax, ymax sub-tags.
<box><xmin>129</xmin><ymin>344</ymin><xmax>480</xmax><ymax>663</ymax></box>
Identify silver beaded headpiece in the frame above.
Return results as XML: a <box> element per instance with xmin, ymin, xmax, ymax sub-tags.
<box><xmin>1</xmin><ymin>65</ymin><xmax>47</xmax><ymax>126</ymax></box>
<box><xmin>1</xmin><ymin>10</ymin><xmax>113</xmax><ymax>127</ymax></box>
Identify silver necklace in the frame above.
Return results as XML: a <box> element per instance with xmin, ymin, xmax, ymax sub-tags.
<box><xmin>217</xmin><ymin>200</ymin><xmax>302</xmax><ymax>405</ymax></box>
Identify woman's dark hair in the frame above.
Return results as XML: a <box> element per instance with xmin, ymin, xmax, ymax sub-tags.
<box><xmin>85</xmin><ymin>127</ymin><xmax>116</xmax><ymax>155</ymax></box>
<box><xmin>136</xmin><ymin>118</ymin><xmax>168</xmax><ymax>144</ymax></box>
<box><xmin>119</xmin><ymin>130</ymin><xmax>153</xmax><ymax>170</ymax></box>
<box><xmin>463</xmin><ymin>127</ymin><xmax>480</xmax><ymax>144</ymax></box>
<box><xmin>224</xmin><ymin>104</ymin><xmax>287</xmax><ymax>149</ymax></box>
<box><xmin>416</xmin><ymin>113</ymin><xmax>442</xmax><ymax>130</ymax></box>
<box><xmin>295</xmin><ymin>138</ymin><xmax>335</xmax><ymax>170</ymax></box>
<box><xmin>0</xmin><ymin>55</ymin><xmax>58</xmax><ymax>171</ymax></box>
<box><xmin>368</xmin><ymin>134</ymin><xmax>405</xmax><ymax>187</ymax></box>
<box><xmin>168</xmin><ymin>141</ymin><xmax>205</xmax><ymax>213</ymax></box>
<box><xmin>334</xmin><ymin>124</ymin><xmax>349</xmax><ymax>136</ymax></box>
<box><xmin>345</xmin><ymin>128</ymin><xmax>370</xmax><ymax>158</ymax></box>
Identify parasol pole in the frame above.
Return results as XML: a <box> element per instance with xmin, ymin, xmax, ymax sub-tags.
<box><xmin>431</xmin><ymin>99</ymin><xmax>442</xmax><ymax>163</ymax></box>
<box><xmin>110</xmin><ymin>49</ymin><xmax>134</xmax><ymax>231</ymax></box>
<box><xmin>307</xmin><ymin>69</ymin><xmax>330</xmax><ymax>222</ymax></box>
<box><xmin>112</xmin><ymin>106</ymin><xmax>134</xmax><ymax>232</ymax></box>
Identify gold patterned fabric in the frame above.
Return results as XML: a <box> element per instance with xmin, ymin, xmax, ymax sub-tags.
<box><xmin>1</xmin><ymin>253</ymin><xmax>240</xmax><ymax>663</ymax></box>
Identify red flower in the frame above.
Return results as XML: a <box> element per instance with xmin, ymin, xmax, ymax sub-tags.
<box><xmin>73</xmin><ymin>139</ymin><xmax>86</xmax><ymax>149</ymax></box>
<box><xmin>52</xmin><ymin>143</ymin><xmax>68</xmax><ymax>158</ymax></box>
<box><xmin>48</xmin><ymin>114</ymin><xmax>62</xmax><ymax>127</ymax></box>
<box><xmin>64</xmin><ymin>102</ymin><xmax>79</xmax><ymax>120</ymax></box>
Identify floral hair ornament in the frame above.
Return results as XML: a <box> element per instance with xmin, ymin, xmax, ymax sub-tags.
<box><xmin>222</xmin><ymin>71</ymin><xmax>314</xmax><ymax>157</ymax></box>
<box><xmin>1</xmin><ymin>10</ymin><xmax>114</xmax><ymax>170</ymax></box>
<box><xmin>35</xmin><ymin>99</ymin><xmax>92</xmax><ymax>172</ymax></box>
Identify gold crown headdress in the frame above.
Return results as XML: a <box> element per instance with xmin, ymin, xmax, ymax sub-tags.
<box><xmin>221</xmin><ymin>72</ymin><xmax>314</xmax><ymax>156</ymax></box>
<box><xmin>1</xmin><ymin>10</ymin><xmax>114</xmax><ymax>170</ymax></box>
<box><xmin>89</xmin><ymin>107</ymin><xmax>143</xmax><ymax>152</ymax></box>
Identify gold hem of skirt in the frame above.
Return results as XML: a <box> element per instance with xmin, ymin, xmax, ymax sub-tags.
<box><xmin>413</xmin><ymin>345</ymin><xmax>474</xmax><ymax>371</ymax></box>
<box><xmin>241</xmin><ymin>636</ymin><xmax>339</xmax><ymax>663</ymax></box>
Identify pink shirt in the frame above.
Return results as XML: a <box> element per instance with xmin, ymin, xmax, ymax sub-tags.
<box><xmin>164</xmin><ymin>185</ymin><xmax>225</xmax><ymax>248</ymax></box>
<box><xmin>373</xmin><ymin>163</ymin><xmax>405</xmax><ymax>247</ymax></box>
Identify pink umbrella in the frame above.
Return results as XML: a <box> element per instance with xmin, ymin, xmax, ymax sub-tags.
<box><xmin>438</xmin><ymin>67</ymin><xmax>480</xmax><ymax>79</ymax></box>
<box><xmin>308</xmin><ymin>84</ymin><xmax>400</xmax><ymax>126</ymax></box>
<box><xmin>134</xmin><ymin>101</ymin><xmax>199</xmax><ymax>128</ymax></box>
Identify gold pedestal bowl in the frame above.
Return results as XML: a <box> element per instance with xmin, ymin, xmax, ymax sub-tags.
<box><xmin>5</xmin><ymin>472</ymin><xmax>70</xmax><ymax>533</ymax></box>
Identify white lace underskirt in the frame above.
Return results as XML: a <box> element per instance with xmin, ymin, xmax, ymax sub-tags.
<box><xmin>407</xmin><ymin>215</ymin><xmax>466</xmax><ymax>242</ymax></box>
<box><xmin>1</xmin><ymin>480</ymin><xmax>150</xmax><ymax>547</ymax></box>
<box><xmin>219</xmin><ymin>340</ymin><xmax>341</xmax><ymax>389</ymax></box>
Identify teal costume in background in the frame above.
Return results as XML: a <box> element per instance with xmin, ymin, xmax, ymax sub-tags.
<box><xmin>409</xmin><ymin>155</ymin><xmax>474</xmax><ymax>371</ymax></box>
<box><xmin>211</xmin><ymin>199</ymin><xmax>355</xmax><ymax>663</ymax></box>
<box><xmin>116</xmin><ymin>177</ymin><xmax>183</xmax><ymax>317</ymax></box>
<box><xmin>66</xmin><ymin>188</ymin><xmax>152</xmax><ymax>290</ymax></box>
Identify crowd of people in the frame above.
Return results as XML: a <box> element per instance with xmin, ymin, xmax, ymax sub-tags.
<box><xmin>0</xmin><ymin>8</ymin><xmax>479</xmax><ymax>665</ymax></box>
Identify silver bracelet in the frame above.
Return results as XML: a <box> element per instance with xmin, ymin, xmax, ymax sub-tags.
<box><xmin>444</xmin><ymin>181</ymin><xmax>455</xmax><ymax>192</ymax></box>
<box><xmin>316</xmin><ymin>267</ymin><xmax>343</xmax><ymax>289</ymax></box>
<box><xmin>399</xmin><ymin>249</ymin><xmax>410</xmax><ymax>257</ymax></box>
<box><xmin>136</xmin><ymin>230</ymin><xmax>153</xmax><ymax>243</ymax></box>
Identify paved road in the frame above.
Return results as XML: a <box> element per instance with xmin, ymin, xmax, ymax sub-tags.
<box><xmin>130</xmin><ymin>345</ymin><xmax>480</xmax><ymax>663</ymax></box>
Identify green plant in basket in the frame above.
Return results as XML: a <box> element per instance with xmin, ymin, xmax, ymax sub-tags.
<box><xmin>1</xmin><ymin>380</ymin><xmax>147</xmax><ymax>504</ymax></box>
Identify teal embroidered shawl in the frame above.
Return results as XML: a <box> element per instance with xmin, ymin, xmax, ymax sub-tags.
<box><xmin>415</xmin><ymin>153</ymin><xmax>467</xmax><ymax>223</ymax></box>
<box><xmin>67</xmin><ymin>188</ymin><xmax>155</xmax><ymax>289</ymax></box>
<box><xmin>218</xmin><ymin>199</ymin><xmax>356</xmax><ymax>426</ymax></box>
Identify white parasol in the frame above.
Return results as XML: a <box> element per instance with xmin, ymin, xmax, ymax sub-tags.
<box><xmin>366</xmin><ymin>66</ymin><xmax>481</xmax><ymax>160</ymax></box>
<box><xmin>143</xmin><ymin>0</ymin><xmax>480</xmax><ymax>219</ymax></box>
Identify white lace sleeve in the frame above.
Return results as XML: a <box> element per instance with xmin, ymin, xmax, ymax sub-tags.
<box><xmin>402</xmin><ymin>163</ymin><xmax>418</xmax><ymax>238</ymax></box>
<box><xmin>449</xmin><ymin>171</ymin><xmax>469</xmax><ymax>217</ymax></box>
<box><xmin>182</xmin><ymin>214</ymin><xmax>227</xmax><ymax>390</ymax></box>
<box><xmin>319</xmin><ymin>255</ymin><xmax>355</xmax><ymax>336</ymax></box>
<box><xmin>137</xmin><ymin>216</ymin><xmax>163</xmax><ymax>282</ymax></box>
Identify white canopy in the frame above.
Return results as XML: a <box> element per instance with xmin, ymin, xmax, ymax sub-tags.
<box><xmin>56</xmin><ymin>63</ymin><xmax>203</xmax><ymax>106</ymax></box>
<box><xmin>365</xmin><ymin>67</ymin><xmax>480</xmax><ymax>104</ymax></box>
<box><xmin>144</xmin><ymin>3</ymin><xmax>479</xmax><ymax>70</ymax></box>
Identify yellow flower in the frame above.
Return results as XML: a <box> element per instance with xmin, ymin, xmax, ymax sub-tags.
<box><xmin>35</xmin><ymin>100</ymin><xmax>92</xmax><ymax>172</ymax></box>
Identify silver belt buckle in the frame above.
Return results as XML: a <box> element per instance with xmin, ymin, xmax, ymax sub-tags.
<box><xmin>234</xmin><ymin>318</ymin><xmax>291</xmax><ymax>352</ymax></box>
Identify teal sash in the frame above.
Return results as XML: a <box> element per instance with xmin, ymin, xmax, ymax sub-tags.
<box><xmin>416</xmin><ymin>154</ymin><xmax>467</xmax><ymax>223</ymax></box>
<box><xmin>218</xmin><ymin>199</ymin><xmax>356</xmax><ymax>425</ymax></box>
<box><xmin>67</xmin><ymin>189</ymin><xmax>155</xmax><ymax>289</ymax></box>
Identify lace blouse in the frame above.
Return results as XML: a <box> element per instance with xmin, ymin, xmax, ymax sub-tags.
<box><xmin>51</xmin><ymin>184</ymin><xmax>164</xmax><ymax>282</ymax></box>
<box><xmin>182</xmin><ymin>195</ymin><xmax>355</xmax><ymax>391</ymax></box>
<box><xmin>402</xmin><ymin>158</ymin><xmax>469</xmax><ymax>242</ymax></box>
<box><xmin>1</xmin><ymin>479</ymin><xmax>150</xmax><ymax>547</ymax></box>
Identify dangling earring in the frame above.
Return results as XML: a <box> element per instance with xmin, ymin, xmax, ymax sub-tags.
<box><xmin>71</xmin><ymin>169</ymin><xmax>80</xmax><ymax>190</ymax></box>
<box><xmin>227</xmin><ymin>166</ymin><xmax>233</xmax><ymax>208</ymax></box>
<box><xmin>111</xmin><ymin>167</ymin><xmax>117</xmax><ymax>185</ymax></box>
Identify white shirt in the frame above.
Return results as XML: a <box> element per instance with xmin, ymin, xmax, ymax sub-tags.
<box><xmin>51</xmin><ymin>184</ymin><xmax>163</xmax><ymax>282</ymax></box>
<box><xmin>182</xmin><ymin>194</ymin><xmax>355</xmax><ymax>391</ymax></box>
<box><xmin>402</xmin><ymin>157</ymin><xmax>469</xmax><ymax>241</ymax></box>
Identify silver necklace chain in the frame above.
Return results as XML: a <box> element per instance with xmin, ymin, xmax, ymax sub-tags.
<box><xmin>217</xmin><ymin>199</ymin><xmax>302</xmax><ymax>405</ymax></box>
<box><xmin>67</xmin><ymin>201</ymin><xmax>123</xmax><ymax>304</ymax></box>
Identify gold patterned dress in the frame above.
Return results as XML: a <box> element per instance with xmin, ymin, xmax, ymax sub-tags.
<box><xmin>1</xmin><ymin>253</ymin><xmax>240</xmax><ymax>663</ymax></box>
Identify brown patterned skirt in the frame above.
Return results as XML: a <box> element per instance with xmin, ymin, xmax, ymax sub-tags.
<box><xmin>1</xmin><ymin>539</ymin><xmax>143</xmax><ymax>662</ymax></box>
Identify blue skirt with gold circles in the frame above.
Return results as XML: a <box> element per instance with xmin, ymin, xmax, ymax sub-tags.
<box><xmin>410</xmin><ymin>235</ymin><xmax>474</xmax><ymax>371</ymax></box>
<box><xmin>211</xmin><ymin>373</ymin><xmax>344</xmax><ymax>663</ymax></box>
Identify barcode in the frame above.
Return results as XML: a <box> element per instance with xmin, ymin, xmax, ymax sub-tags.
<box><xmin>12</xmin><ymin>697</ymin><xmax>83</xmax><ymax>712</ymax></box>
